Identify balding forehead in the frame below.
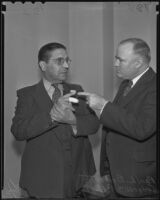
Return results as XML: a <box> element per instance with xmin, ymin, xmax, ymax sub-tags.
<box><xmin>118</xmin><ymin>42</ymin><xmax>134</xmax><ymax>55</ymax></box>
<box><xmin>119</xmin><ymin>42</ymin><xmax>134</xmax><ymax>49</ymax></box>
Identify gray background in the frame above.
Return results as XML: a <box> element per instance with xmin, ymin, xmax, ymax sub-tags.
<box><xmin>3</xmin><ymin>2</ymin><xmax>157</xmax><ymax>198</ymax></box>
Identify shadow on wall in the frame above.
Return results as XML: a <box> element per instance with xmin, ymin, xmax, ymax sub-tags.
<box><xmin>12</xmin><ymin>139</ymin><xmax>25</xmax><ymax>156</ymax></box>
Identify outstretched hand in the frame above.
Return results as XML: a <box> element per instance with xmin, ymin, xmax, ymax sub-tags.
<box><xmin>77</xmin><ymin>92</ymin><xmax>107</xmax><ymax>111</ymax></box>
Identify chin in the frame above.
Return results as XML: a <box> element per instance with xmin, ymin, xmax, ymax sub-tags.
<box><xmin>60</xmin><ymin>74</ymin><xmax>67</xmax><ymax>80</ymax></box>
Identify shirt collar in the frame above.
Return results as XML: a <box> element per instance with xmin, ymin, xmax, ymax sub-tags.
<box><xmin>43</xmin><ymin>78</ymin><xmax>63</xmax><ymax>92</ymax></box>
<box><xmin>132</xmin><ymin>67</ymin><xmax>149</xmax><ymax>87</ymax></box>
<box><xmin>43</xmin><ymin>78</ymin><xmax>52</xmax><ymax>92</ymax></box>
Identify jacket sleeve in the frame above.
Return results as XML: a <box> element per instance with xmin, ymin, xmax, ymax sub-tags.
<box><xmin>73</xmin><ymin>86</ymin><xmax>100</xmax><ymax>136</ymax></box>
<box><xmin>11</xmin><ymin>89</ymin><xmax>58</xmax><ymax>141</ymax></box>
<box><xmin>100</xmin><ymin>88</ymin><xmax>156</xmax><ymax>141</ymax></box>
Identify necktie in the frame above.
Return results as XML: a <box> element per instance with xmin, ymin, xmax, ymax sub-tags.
<box><xmin>123</xmin><ymin>80</ymin><xmax>133</xmax><ymax>96</ymax></box>
<box><xmin>52</xmin><ymin>83</ymin><xmax>71</xmax><ymax>150</ymax></box>
<box><xmin>52</xmin><ymin>83</ymin><xmax>61</xmax><ymax>104</ymax></box>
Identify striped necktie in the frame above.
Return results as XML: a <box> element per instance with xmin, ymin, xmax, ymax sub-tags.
<box><xmin>123</xmin><ymin>80</ymin><xmax>133</xmax><ymax>96</ymax></box>
<box><xmin>52</xmin><ymin>83</ymin><xmax>61</xmax><ymax>104</ymax></box>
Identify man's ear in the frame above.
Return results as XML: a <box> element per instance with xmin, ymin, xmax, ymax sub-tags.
<box><xmin>135</xmin><ymin>57</ymin><xmax>143</xmax><ymax>69</ymax></box>
<box><xmin>39</xmin><ymin>61</ymin><xmax>46</xmax><ymax>71</ymax></box>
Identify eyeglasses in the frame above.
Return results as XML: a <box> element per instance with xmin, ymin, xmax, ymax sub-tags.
<box><xmin>50</xmin><ymin>57</ymin><xmax>71</xmax><ymax>66</ymax></box>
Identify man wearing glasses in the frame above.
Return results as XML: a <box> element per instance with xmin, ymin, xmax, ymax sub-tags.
<box><xmin>11</xmin><ymin>42</ymin><xmax>99</xmax><ymax>199</ymax></box>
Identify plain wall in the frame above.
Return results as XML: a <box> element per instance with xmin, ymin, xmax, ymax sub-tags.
<box><xmin>103</xmin><ymin>2</ymin><xmax>114</xmax><ymax>100</ymax></box>
<box><xmin>68</xmin><ymin>2</ymin><xmax>114</xmax><ymax>176</ymax></box>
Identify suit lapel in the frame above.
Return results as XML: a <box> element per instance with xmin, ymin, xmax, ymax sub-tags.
<box><xmin>33</xmin><ymin>80</ymin><xmax>53</xmax><ymax>113</ymax></box>
<box><xmin>32</xmin><ymin>81</ymin><xmax>72</xmax><ymax>147</ymax></box>
<box><xmin>117</xmin><ymin>68</ymin><xmax>155</xmax><ymax>106</ymax></box>
<box><xmin>33</xmin><ymin>81</ymin><xmax>72</xmax><ymax>113</ymax></box>
<box><xmin>62</xmin><ymin>82</ymin><xmax>80</xmax><ymax>112</ymax></box>
<box><xmin>113</xmin><ymin>80</ymin><xmax>129</xmax><ymax>104</ymax></box>
<box><xmin>62</xmin><ymin>82</ymin><xmax>71</xmax><ymax>95</ymax></box>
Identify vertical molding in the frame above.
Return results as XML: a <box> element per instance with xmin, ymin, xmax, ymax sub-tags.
<box><xmin>103</xmin><ymin>2</ymin><xmax>114</xmax><ymax>101</ymax></box>
<box><xmin>68</xmin><ymin>2</ymin><xmax>104</xmax><ymax>94</ymax></box>
<box><xmin>68</xmin><ymin>2</ymin><xmax>104</xmax><ymax>175</ymax></box>
<box><xmin>148</xmin><ymin>3</ymin><xmax>157</xmax><ymax>71</ymax></box>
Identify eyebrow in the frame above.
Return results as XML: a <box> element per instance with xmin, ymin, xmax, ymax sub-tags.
<box><xmin>115</xmin><ymin>56</ymin><xmax>125</xmax><ymax>62</ymax></box>
<box><xmin>50</xmin><ymin>56</ymin><xmax>69</xmax><ymax>59</ymax></box>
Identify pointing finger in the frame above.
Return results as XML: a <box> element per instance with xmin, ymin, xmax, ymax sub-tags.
<box><xmin>63</xmin><ymin>92</ymin><xmax>76</xmax><ymax>98</ymax></box>
<box><xmin>69</xmin><ymin>97</ymin><xmax>79</xmax><ymax>103</ymax></box>
<box><xmin>77</xmin><ymin>92</ymin><xmax>92</xmax><ymax>96</ymax></box>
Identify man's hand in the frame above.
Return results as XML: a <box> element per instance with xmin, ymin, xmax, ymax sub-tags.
<box><xmin>50</xmin><ymin>92</ymin><xmax>77</xmax><ymax>125</ymax></box>
<box><xmin>77</xmin><ymin>92</ymin><xmax>108</xmax><ymax>111</ymax></box>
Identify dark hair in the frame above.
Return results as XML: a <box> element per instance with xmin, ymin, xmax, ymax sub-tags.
<box><xmin>38</xmin><ymin>42</ymin><xmax>66</xmax><ymax>63</ymax></box>
<box><xmin>120</xmin><ymin>38</ymin><xmax>151</xmax><ymax>64</ymax></box>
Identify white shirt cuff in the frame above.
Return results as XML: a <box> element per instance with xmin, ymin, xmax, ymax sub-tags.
<box><xmin>71</xmin><ymin>125</ymin><xmax>77</xmax><ymax>135</ymax></box>
<box><xmin>100</xmin><ymin>101</ymin><xmax>108</xmax><ymax>115</ymax></box>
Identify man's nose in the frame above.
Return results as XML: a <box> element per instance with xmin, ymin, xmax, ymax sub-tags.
<box><xmin>114</xmin><ymin>59</ymin><xmax>119</xmax><ymax>67</ymax></box>
<box><xmin>63</xmin><ymin>61</ymin><xmax>69</xmax><ymax>69</ymax></box>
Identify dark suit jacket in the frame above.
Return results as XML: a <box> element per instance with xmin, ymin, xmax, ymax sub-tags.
<box><xmin>11</xmin><ymin>80</ymin><xmax>99</xmax><ymax>198</ymax></box>
<box><xmin>100</xmin><ymin>68</ymin><xmax>157</xmax><ymax>197</ymax></box>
